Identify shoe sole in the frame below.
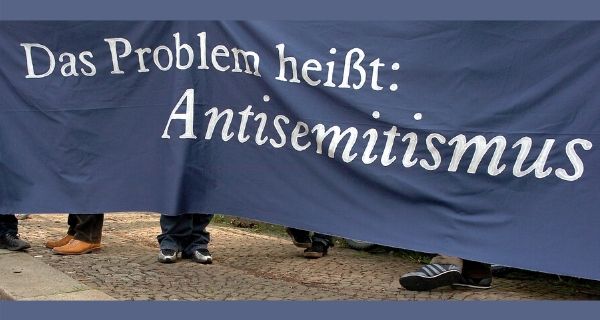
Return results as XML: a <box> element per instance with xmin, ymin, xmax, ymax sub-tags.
<box><xmin>451</xmin><ymin>283</ymin><xmax>492</xmax><ymax>289</ymax></box>
<box><xmin>158</xmin><ymin>257</ymin><xmax>178</xmax><ymax>264</ymax></box>
<box><xmin>0</xmin><ymin>244</ymin><xmax>31</xmax><ymax>251</ymax></box>
<box><xmin>52</xmin><ymin>246</ymin><xmax>101</xmax><ymax>255</ymax></box>
<box><xmin>303</xmin><ymin>251</ymin><xmax>326</xmax><ymax>259</ymax></box>
<box><xmin>400</xmin><ymin>270</ymin><xmax>462</xmax><ymax>291</ymax></box>
<box><xmin>451</xmin><ymin>277</ymin><xmax>493</xmax><ymax>289</ymax></box>
<box><xmin>286</xmin><ymin>229</ymin><xmax>311</xmax><ymax>248</ymax></box>
<box><xmin>181</xmin><ymin>253</ymin><xmax>213</xmax><ymax>264</ymax></box>
<box><xmin>192</xmin><ymin>257</ymin><xmax>213</xmax><ymax>264</ymax></box>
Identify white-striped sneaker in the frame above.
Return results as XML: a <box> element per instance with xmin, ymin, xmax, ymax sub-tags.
<box><xmin>400</xmin><ymin>264</ymin><xmax>462</xmax><ymax>291</ymax></box>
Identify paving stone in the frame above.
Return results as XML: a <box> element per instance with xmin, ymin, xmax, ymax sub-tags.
<box><xmin>13</xmin><ymin>213</ymin><xmax>600</xmax><ymax>301</ymax></box>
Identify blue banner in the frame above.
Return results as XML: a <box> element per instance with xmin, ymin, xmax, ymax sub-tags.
<box><xmin>1</xmin><ymin>22</ymin><xmax>599</xmax><ymax>280</ymax></box>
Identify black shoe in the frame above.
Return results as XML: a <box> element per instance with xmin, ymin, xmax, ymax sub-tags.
<box><xmin>183</xmin><ymin>249</ymin><xmax>213</xmax><ymax>264</ymax></box>
<box><xmin>452</xmin><ymin>261</ymin><xmax>492</xmax><ymax>289</ymax></box>
<box><xmin>452</xmin><ymin>275</ymin><xmax>492</xmax><ymax>289</ymax></box>
<box><xmin>286</xmin><ymin>228</ymin><xmax>311</xmax><ymax>248</ymax></box>
<box><xmin>490</xmin><ymin>264</ymin><xmax>513</xmax><ymax>278</ymax></box>
<box><xmin>400</xmin><ymin>264</ymin><xmax>462</xmax><ymax>291</ymax></box>
<box><xmin>303</xmin><ymin>241</ymin><xmax>329</xmax><ymax>259</ymax></box>
<box><xmin>0</xmin><ymin>233</ymin><xmax>31</xmax><ymax>251</ymax></box>
<box><xmin>158</xmin><ymin>249</ymin><xmax>178</xmax><ymax>263</ymax></box>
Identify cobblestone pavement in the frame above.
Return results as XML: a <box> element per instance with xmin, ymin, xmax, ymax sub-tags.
<box><xmin>17</xmin><ymin>213</ymin><xmax>600</xmax><ymax>300</ymax></box>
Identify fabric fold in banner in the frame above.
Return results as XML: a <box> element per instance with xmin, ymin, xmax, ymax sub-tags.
<box><xmin>1</xmin><ymin>21</ymin><xmax>599</xmax><ymax>280</ymax></box>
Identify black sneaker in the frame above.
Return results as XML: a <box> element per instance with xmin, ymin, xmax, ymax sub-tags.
<box><xmin>399</xmin><ymin>264</ymin><xmax>462</xmax><ymax>291</ymax></box>
<box><xmin>0</xmin><ymin>233</ymin><xmax>31</xmax><ymax>251</ymax></box>
<box><xmin>452</xmin><ymin>261</ymin><xmax>492</xmax><ymax>289</ymax></box>
<box><xmin>158</xmin><ymin>249</ymin><xmax>178</xmax><ymax>263</ymax></box>
<box><xmin>452</xmin><ymin>275</ymin><xmax>492</xmax><ymax>289</ymax></box>
<box><xmin>183</xmin><ymin>249</ymin><xmax>213</xmax><ymax>264</ymax></box>
<box><xmin>490</xmin><ymin>264</ymin><xmax>513</xmax><ymax>278</ymax></box>
<box><xmin>286</xmin><ymin>228</ymin><xmax>311</xmax><ymax>248</ymax></box>
<box><xmin>303</xmin><ymin>241</ymin><xmax>329</xmax><ymax>259</ymax></box>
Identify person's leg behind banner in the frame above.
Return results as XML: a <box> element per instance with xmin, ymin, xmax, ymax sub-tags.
<box><xmin>285</xmin><ymin>227</ymin><xmax>333</xmax><ymax>259</ymax></box>
<box><xmin>455</xmin><ymin>259</ymin><xmax>493</xmax><ymax>289</ymax></box>
<box><xmin>0</xmin><ymin>214</ymin><xmax>31</xmax><ymax>251</ymax></box>
<box><xmin>285</xmin><ymin>227</ymin><xmax>311</xmax><ymax>248</ymax></box>
<box><xmin>181</xmin><ymin>213</ymin><xmax>213</xmax><ymax>264</ymax></box>
<box><xmin>400</xmin><ymin>255</ymin><xmax>492</xmax><ymax>291</ymax></box>
<box><xmin>157</xmin><ymin>213</ymin><xmax>192</xmax><ymax>263</ymax></box>
<box><xmin>45</xmin><ymin>213</ymin><xmax>77</xmax><ymax>249</ymax></box>
<box><xmin>304</xmin><ymin>232</ymin><xmax>333</xmax><ymax>259</ymax></box>
<box><xmin>52</xmin><ymin>213</ymin><xmax>104</xmax><ymax>255</ymax></box>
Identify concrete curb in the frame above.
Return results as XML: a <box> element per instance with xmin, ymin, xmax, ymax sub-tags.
<box><xmin>0</xmin><ymin>249</ymin><xmax>115</xmax><ymax>301</ymax></box>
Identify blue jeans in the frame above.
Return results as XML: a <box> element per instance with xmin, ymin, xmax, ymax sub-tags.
<box><xmin>157</xmin><ymin>213</ymin><xmax>213</xmax><ymax>255</ymax></box>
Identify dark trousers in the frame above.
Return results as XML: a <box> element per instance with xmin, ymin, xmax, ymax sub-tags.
<box><xmin>66</xmin><ymin>214</ymin><xmax>104</xmax><ymax>243</ymax></box>
<box><xmin>157</xmin><ymin>213</ymin><xmax>213</xmax><ymax>255</ymax></box>
<box><xmin>462</xmin><ymin>259</ymin><xmax>492</xmax><ymax>279</ymax></box>
<box><xmin>0</xmin><ymin>214</ymin><xmax>18</xmax><ymax>235</ymax></box>
<box><xmin>287</xmin><ymin>227</ymin><xmax>333</xmax><ymax>246</ymax></box>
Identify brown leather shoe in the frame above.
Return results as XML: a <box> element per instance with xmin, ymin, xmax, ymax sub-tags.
<box><xmin>45</xmin><ymin>235</ymin><xmax>74</xmax><ymax>249</ymax></box>
<box><xmin>52</xmin><ymin>239</ymin><xmax>101</xmax><ymax>255</ymax></box>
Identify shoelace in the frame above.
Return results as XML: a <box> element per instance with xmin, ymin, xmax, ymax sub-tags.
<box><xmin>162</xmin><ymin>249</ymin><xmax>176</xmax><ymax>255</ymax></box>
